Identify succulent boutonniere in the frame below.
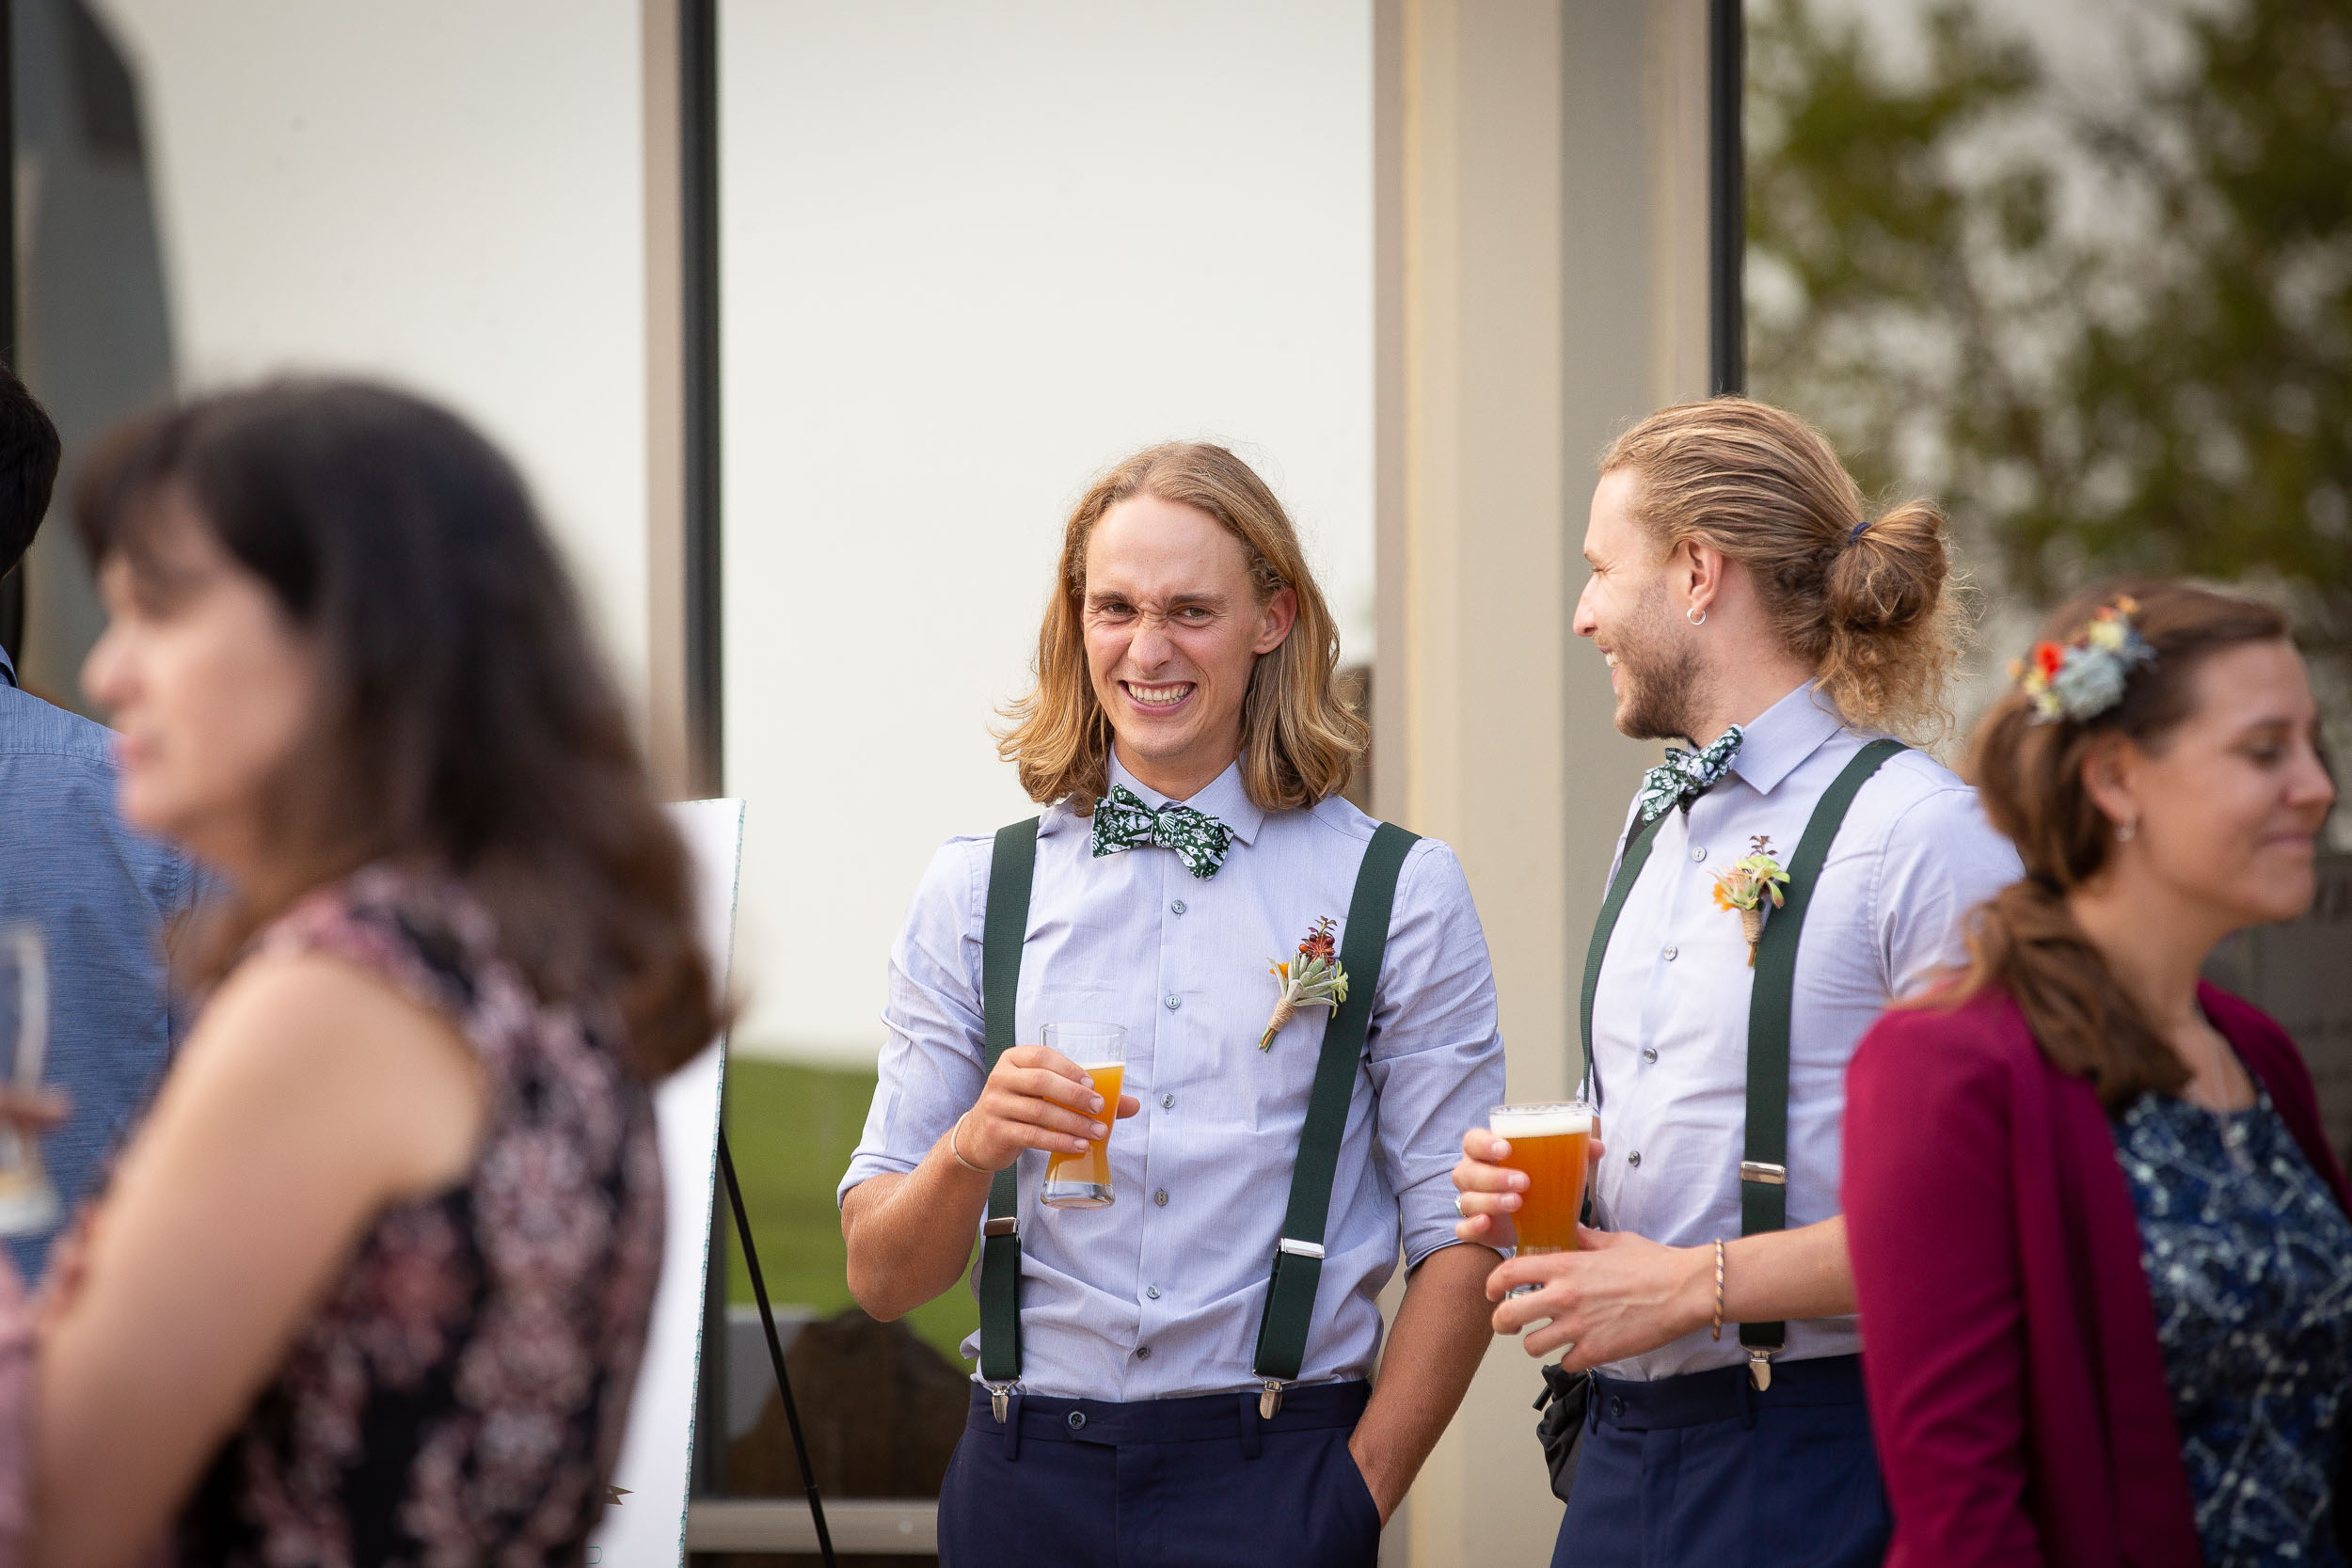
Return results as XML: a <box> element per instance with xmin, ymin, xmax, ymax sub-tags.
<box><xmin>1711</xmin><ymin>835</ymin><xmax>1789</xmax><ymax>967</ymax></box>
<box><xmin>1260</xmin><ymin>917</ymin><xmax>1347</xmax><ymax>1050</ymax></box>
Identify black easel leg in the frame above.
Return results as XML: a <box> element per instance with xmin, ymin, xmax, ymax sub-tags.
<box><xmin>717</xmin><ymin>1130</ymin><xmax>837</xmax><ymax>1568</ymax></box>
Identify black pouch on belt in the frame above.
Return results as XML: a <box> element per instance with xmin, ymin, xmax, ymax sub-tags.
<box><xmin>1533</xmin><ymin>1361</ymin><xmax>1591</xmax><ymax>1503</ymax></box>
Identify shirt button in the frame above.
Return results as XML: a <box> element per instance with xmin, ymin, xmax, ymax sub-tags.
<box><xmin>1661</xmin><ymin>944</ymin><xmax>1678</xmax><ymax>961</ymax></box>
<box><xmin>1153</xmin><ymin>1188</ymin><xmax>1169</xmax><ymax>1207</ymax></box>
<box><xmin>1628</xmin><ymin>1151</ymin><xmax>1642</xmax><ymax>1167</ymax></box>
<box><xmin>1136</xmin><ymin>1346</ymin><xmax>1152</xmax><ymax>1361</ymax></box>
<box><xmin>1165</xmin><ymin>994</ymin><xmax>1182</xmax><ymax>1011</ymax></box>
<box><xmin>1691</xmin><ymin>846</ymin><xmax>1708</xmax><ymax>862</ymax></box>
<box><xmin>1146</xmin><ymin>1285</ymin><xmax>1161</xmax><ymax>1300</ymax></box>
<box><xmin>1161</xmin><ymin>1093</ymin><xmax>1175</xmax><ymax>1110</ymax></box>
<box><xmin>1171</xmin><ymin>899</ymin><xmax>1187</xmax><ymax>915</ymax></box>
<box><xmin>1067</xmin><ymin>1411</ymin><xmax>1087</xmax><ymax>1431</ymax></box>
<box><xmin>1642</xmin><ymin>1047</ymin><xmax>1659</xmax><ymax>1064</ymax></box>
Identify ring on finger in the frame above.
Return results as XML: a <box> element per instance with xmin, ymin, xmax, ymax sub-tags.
<box><xmin>1453</xmin><ymin>1194</ymin><xmax>1467</xmax><ymax>1218</ymax></box>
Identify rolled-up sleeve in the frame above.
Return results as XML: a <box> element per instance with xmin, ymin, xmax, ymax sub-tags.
<box><xmin>838</xmin><ymin>836</ymin><xmax>993</xmax><ymax>1204</ymax></box>
<box><xmin>1363</xmin><ymin>839</ymin><xmax>1507</xmax><ymax>1267</ymax></box>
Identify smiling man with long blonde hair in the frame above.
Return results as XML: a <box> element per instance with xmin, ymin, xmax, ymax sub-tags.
<box><xmin>839</xmin><ymin>441</ymin><xmax>1505</xmax><ymax>1566</ymax></box>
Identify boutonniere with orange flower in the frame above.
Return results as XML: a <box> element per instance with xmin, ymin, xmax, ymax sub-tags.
<box><xmin>1711</xmin><ymin>835</ymin><xmax>1789</xmax><ymax>966</ymax></box>
<box><xmin>1259</xmin><ymin>916</ymin><xmax>1348</xmax><ymax>1050</ymax></box>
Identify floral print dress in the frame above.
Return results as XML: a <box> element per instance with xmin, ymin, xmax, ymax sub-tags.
<box><xmin>176</xmin><ymin>868</ymin><xmax>665</xmax><ymax>1568</ymax></box>
<box><xmin>2113</xmin><ymin>1086</ymin><xmax>2352</xmax><ymax>1567</ymax></box>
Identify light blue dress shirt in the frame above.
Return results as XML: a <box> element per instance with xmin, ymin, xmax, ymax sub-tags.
<box><xmin>0</xmin><ymin>648</ymin><xmax>196</xmax><ymax>1279</ymax></box>
<box><xmin>1587</xmin><ymin>683</ymin><xmax>2022</xmax><ymax>1381</ymax></box>
<box><xmin>842</xmin><ymin>756</ymin><xmax>1506</xmax><ymax>1400</ymax></box>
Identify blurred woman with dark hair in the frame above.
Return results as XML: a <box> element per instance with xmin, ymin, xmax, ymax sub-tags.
<box><xmin>1845</xmin><ymin>579</ymin><xmax>2345</xmax><ymax>1567</ymax></box>
<box><xmin>0</xmin><ymin>380</ymin><xmax>720</xmax><ymax>1568</ymax></box>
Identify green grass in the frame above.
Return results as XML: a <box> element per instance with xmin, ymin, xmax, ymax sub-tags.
<box><xmin>722</xmin><ymin>1058</ymin><xmax>980</xmax><ymax>1366</ymax></box>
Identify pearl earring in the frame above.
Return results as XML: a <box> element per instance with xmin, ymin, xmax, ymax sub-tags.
<box><xmin>2115</xmin><ymin>818</ymin><xmax>2137</xmax><ymax>843</ymax></box>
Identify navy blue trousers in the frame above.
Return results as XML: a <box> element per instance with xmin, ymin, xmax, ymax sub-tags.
<box><xmin>1551</xmin><ymin>1354</ymin><xmax>1891</xmax><ymax>1568</ymax></box>
<box><xmin>936</xmin><ymin>1381</ymin><xmax>1380</xmax><ymax>1568</ymax></box>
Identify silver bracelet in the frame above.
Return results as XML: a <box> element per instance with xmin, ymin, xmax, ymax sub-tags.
<box><xmin>949</xmin><ymin>1112</ymin><xmax>993</xmax><ymax>1175</ymax></box>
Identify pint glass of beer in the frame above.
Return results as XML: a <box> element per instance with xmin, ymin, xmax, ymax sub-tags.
<box><xmin>1488</xmin><ymin>1101</ymin><xmax>1596</xmax><ymax>1255</ymax></box>
<box><xmin>1041</xmin><ymin>1022</ymin><xmax>1126</xmax><ymax>1210</ymax></box>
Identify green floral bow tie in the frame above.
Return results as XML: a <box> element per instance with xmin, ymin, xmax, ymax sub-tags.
<box><xmin>1634</xmin><ymin>725</ymin><xmax>1745</xmax><ymax>823</ymax></box>
<box><xmin>1090</xmin><ymin>784</ymin><xmax>1234</xmax><ymax>880</ymax></box>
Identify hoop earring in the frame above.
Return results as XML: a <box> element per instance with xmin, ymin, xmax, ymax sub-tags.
<box><xmin>2115</xmin><ymin>817</ymin><xmax>2137</xmax><ymax>843</ymax></box>
<box><xmin>1686</xmin><ymin>606</ymin><xmax>1708</xmax><ymax>626</ymax></box>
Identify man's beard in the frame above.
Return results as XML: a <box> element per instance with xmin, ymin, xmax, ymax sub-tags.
<box><xmin>1611</xmin><ymin>604</ymin><xmax>1704</xmax><ymax>743</ymax></box>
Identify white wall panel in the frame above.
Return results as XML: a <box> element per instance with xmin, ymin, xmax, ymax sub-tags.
<box><xmin>721</xmin><ymin>1</ymin><xmax>1375</xmax><ymax>1060</ymax></box>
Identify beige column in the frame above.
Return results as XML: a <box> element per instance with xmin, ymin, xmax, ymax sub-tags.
<box><xmin>1645</xmin><ymin>0</ymin><xmax>1715</xmax><ymax>409</ymax></box>
<box><xmin>1374</xmin><ymin>1</ymin><xmax>1704</xmax><ymax>1560</ymax></box>
<box><xmin>642</xmin><ymin>0</ymin><xmax>692</xmax><ymax>800</ymax></box>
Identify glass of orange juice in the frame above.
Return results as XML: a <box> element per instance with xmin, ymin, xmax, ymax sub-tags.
<box><xmin>1041</xmin><ymin>1022</ymin><xmax>1125</xmax><ymax>1209</ymax></box>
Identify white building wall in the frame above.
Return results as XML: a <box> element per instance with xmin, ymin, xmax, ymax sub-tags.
<box><xmin>719</xmin><ymin>0</ymin><xmax>1376</xmax><ymax>1061</ymax></box>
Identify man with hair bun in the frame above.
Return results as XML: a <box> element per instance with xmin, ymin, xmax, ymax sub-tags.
<box><xmin>841</xmin><ymin>441</ymin><xmax>1505</xmax><ymax>1565</ymax></box>
<box><xmin>1453</xmin><ymin>397</ymin><xmax>2021</xmax><ymax>1567</ymax></box>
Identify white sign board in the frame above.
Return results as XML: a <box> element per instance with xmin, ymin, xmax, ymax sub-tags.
<box><xmin>590</xmin><ymin>798</ymin><xmax>743</xmax><ymax>1568</ymax></box>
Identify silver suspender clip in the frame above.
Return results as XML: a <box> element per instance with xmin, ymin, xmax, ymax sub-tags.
<box><xmin>1260</xmin><ymin>1240</ymin><xmax>1321</xmax><ymax>1418</ymax></box>
<box><xmin>1739</xmin><ymin>1164</ymin><xmax>1784</xmax><ymax>1388</ymax></box>
<box><xmin>989</xmin><ymin>1382</ymin><xmax>1018</xmax><ymax>1423</ymax></box>
<box><xmin>1738</xmin><ymin>1164</ymin><xmax>1784</xmax><ymax>1389</ymax></box>
<box><xmin>982</xmin><ymin>1215</ymin><xmax>1019</xmax><ymax>1239</ymax></box>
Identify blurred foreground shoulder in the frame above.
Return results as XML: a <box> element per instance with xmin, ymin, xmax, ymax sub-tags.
<box><xmin>180</xmin><ymin>948</ymin><xmax>488</xmax><ymax>1198</ymax></box>
<box><xmin>1848</xmin><ymin>989</ymin><xmax>2041</xmax><ymax>1154</ymax></box>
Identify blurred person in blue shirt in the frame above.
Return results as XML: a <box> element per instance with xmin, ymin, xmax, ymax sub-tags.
<box><xmin>0</xmin><ymin>362</ymin><xmax>194</xmax><ymax>1279</ymax></box>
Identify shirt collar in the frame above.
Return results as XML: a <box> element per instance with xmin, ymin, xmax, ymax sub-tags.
<box><xmin>1106</xmin><ymin>752</ymin><xmax>1266</xmax><ymax>846</ymax></box>
<box><xmin>0</xmin><ymin>643</ymin><xmax>17</xmax><ymax>689</ymax></box>
<box><xmin>1725</xmin><ymin>682</ymin><xmax>1847</xmax><ymax>797</ymax></box>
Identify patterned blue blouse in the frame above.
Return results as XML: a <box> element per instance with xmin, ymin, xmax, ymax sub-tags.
<box><xmin>2113</xmin><ymin>1086</ymin><xmax>2352</xmax><ymax>1567</ymax></box>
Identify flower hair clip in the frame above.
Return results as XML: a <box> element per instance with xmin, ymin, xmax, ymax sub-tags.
<box><xmin>2010</xmin><ymin>596</ymin><xmax>2156</xmax><ymax>723</ymax></box>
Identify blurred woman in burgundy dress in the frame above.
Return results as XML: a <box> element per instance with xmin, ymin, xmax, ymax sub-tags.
<box><xmin>0</xmin><ymin>380</ymin><xmax>719</xmax><ymax>1568</ymax></box>
<box><xmin>1845</xmin><ymin>579</ymin><xmax>2345</xmax><ymax>1567</ymax></box>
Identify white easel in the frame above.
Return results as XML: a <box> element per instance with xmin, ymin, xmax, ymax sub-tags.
<box><xmin>590</xmin><ymin>799</ymin><xmax>741</xmax><ymax>1568</ymax></box>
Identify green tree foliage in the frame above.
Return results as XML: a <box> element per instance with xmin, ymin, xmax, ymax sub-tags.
<box><xmin>1746</xmin><ymin>0</ymin><xmax>2352</xmax><ymax>685</ymax></box>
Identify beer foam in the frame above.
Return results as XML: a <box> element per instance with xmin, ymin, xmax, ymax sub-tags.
<box><xmin>1488</xmin><ymin>1104</ymin><xmax>1592</xmax><ymax>1139</ymax></box>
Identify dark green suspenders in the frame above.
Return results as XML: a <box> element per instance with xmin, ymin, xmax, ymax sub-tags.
<box><xmin>1577</xmin><ymin>737</ymin><xmax>1905</xmax><ymax>1387</ymax></box>
<box><xmin>977</xmin><ymin>819</ymin><xmax>1042</xmax><ymax>1410</ymax></box>
<box><xmin>975</xmin><ymin>815</ymin><xmax>1420</xmax><ymax>1418</ymax></box>
<box><xmin>1250</xmin><ymin>822</ymin><xmax>1418</xmax><ymax>1416</ymax></box>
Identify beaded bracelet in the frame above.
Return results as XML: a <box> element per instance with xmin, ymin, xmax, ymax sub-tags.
<box><xmin>1711</xmin><ymin>1238</ymin><xmax>1726</xmax><ymax>1341</ymax></box>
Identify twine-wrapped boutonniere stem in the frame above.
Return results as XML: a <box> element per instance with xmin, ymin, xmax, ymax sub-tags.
<box><xmin>1711</xmin><ymin>835</ymin><xmax>1790</xmax><ymax>967</ymax></box>
<box><xmin>1260</xmin><ymin>916</ymin><xmax>1348</xmax><ymax>1050</ymax></box>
